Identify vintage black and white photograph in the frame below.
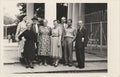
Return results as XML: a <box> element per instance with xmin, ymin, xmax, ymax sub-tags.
<box><xmin>2</xmin><ymin>2</ymin><xmax>108</xmax><ymax>74</ymax></box>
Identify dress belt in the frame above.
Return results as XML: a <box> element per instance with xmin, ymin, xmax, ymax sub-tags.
<box><xmin>52</xmin><ymin>36</ymin><xmax>59</xmax><ymax>37</ymax></box>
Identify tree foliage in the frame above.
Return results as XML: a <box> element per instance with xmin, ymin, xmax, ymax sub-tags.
<box><xmin>16</xmin><ymin>3</ymin><xmax>26</xmax><ymax>22</ymax></box>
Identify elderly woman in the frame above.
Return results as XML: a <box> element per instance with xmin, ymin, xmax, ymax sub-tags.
<box><xmin>38</xmin><ymin>19</ymin><xmax>51</xmax><ymax>66</ymax></box>
<box><xmin>18</xmin><ymin>22</ymin><xmax>37</xmax><ymax>69</ymax></box>
<box><xmin>51</xmin><ymin>20</ymin><xmax>62</xmax><ymax>67</ymax></box>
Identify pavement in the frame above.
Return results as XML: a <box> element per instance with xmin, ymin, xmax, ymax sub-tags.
<box><xmin>3</xmin><ymin>61</ymin><xmax>107</xmax><ymax>74</ymax></box>
<box><xmin>2</xmin><ymin>39</ymin><xmax>108</xmax><ymax>74</ymax></box>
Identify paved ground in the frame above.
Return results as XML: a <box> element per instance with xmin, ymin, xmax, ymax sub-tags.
<box><xmin>3</xmin><ymin>42</ymin><xmax>107</xmax><ymax>63</ymax></box>
<box><xmin>3</xmin><ymin>52</ymin><xmax>107</xmax><ymax>74</ymax></box>
<box><xmin>3</xmin><ymin>50</ymin><xmax>107</xmax><ymax>63</ymax></box>
<box><xmin>3</xmin><ymin>61</ymin><xmax>107</xmax><ymax>74</ymax></box>
<box><xmin>2</xmin><ymin>40</ymin><xmax>107</xmax><ymax>74</ymax></box>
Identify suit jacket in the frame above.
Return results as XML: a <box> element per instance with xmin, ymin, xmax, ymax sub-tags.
<box><xmin>31</xmin><ymin>23</ymin><xmax>38</xmax><ymax>34</ymax></box>
<box><xmin>75</xmin><ymin>27</ymin><xmax>88</xmax><ymax>48</ymax></box>
<box><xmin>31</xmin><ymin>23</ymin><xmax>39</xmax><ymax>42</ymax></box>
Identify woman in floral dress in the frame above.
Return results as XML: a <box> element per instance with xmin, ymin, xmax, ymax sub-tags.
<box><xmin>38</xmin><ymin>19</ymin><xmax>51</xmax><ymax>66</ymax></box>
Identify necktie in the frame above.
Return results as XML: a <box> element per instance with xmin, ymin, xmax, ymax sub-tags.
<box><xmin>35</xmin><ymin>24</ymin><xmax>38</xmax><ymax>33</ymax></box>
<box><xmin>64</xmin><ymin>24</ymin><xmax>66</xmax><ymax>28</ymax></box>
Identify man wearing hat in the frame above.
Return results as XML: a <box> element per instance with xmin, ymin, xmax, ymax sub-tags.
<box><xmin>31</xmin><ymin>16</ymin><xmax>39</xmax><ymax>61</ymax></box>
<box><xmin>31</xmin><ymin>16</ymin><xmax>39</xmax><ymax>40</ymax></box>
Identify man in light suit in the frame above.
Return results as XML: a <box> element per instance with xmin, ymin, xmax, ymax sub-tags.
<box><xmin>60</xmin><ymin>17</ymin><xmax>68</xmax><ymax>65</ymax></box>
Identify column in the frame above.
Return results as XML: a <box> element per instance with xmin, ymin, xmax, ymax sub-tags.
<box><xmin>27</xmin><ymin>3</ymin><xmax>34</xmax><ymax>23</ymax></box>
<box><xmin>100</xmin><ymin>21</ymin><xmax>103</xmax><ymax>52</ymax></box>
<box><xmin>45</xmin><ymin>2</ymin><xmax>56</xmax><ymax>28</ymax></box>
<box><xmin>78</xmin><ymin>3</ymin><xmax>85</xmax><ymax>23</ymax></box>
<box><xmin>90</xmin><ymin>22</ymin><xmax>93</xmax><ymax>33</ymax></box>
<box><xmin>4</xmin><ymin>26</ymin><xmax>7</xmax><ymax>39</ymax></box>
<box><xmin>67</xmin><ymin>3</ymin><xmax>73</xmax><ymax>19</ymax></box>
<box><xmin>72</xmin><ymin>3</ymin><xmax>79</xmax><ymax>28</ymax></box>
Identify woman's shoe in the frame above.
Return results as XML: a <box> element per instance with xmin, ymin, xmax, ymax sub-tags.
<box><xmin>64</xmin><ymin>63</ymin><xmax>68</xmax><ymax>66</ymax></box>
<box><xmin>30</xmin><ymin>64</ymin><xmax>34</xmax><ymax>69</ymax></box>
<box><xmin>26</xmin><ymin>65</ymin><xmax>29</xmax><ymax>68</ymax></box>
<box><xmin>68</xmin><ymin>63</ymin><xmax>73</xmax><ymax>67</ymax></box>
<box><xmin>52</xmin><ymin>62</ymin><xmax>55</xmax><ymax>66</ymax></box>
<box><xmin>30</xmin><ymin>66</ymin><xmax>34</xmax><ymax>69</ymax></box>
<box><xmin>54</xmin><ymin>63</ymin><xmax>59</xmax><ymax>67</ymax></box>
<box><xmin>39</xmin><ymin>62</ymin><xmax>42</xmax><ymax>66</ymax></box>
<box><xmin>76</xmin><ymin>66</ymin><xmax>84</xmax><ymax>69</ymax></box>
<box><xmin>44</xmin><ymin>62</ymin><xmax>48</xmax><ymax>66</ymax></box>
<box><xmin>29</xmin><ymin>62</ymin><xmax>34</xmax><ymax>69</ymax></box>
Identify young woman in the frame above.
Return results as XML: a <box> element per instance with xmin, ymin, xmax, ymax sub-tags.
<box><xmin>51</xmin><ymin>20</ymin><xmax>62</xmax><ymax>67</ymax></box>
<box><xmin>15</xmin><ymin>16</ymin><xmax>27</xmax><ymax>58</ymax></box>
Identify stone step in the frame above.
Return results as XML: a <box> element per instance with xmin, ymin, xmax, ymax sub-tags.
<box><xmin>3</xmin><ymin>43</ymin><xmax>18</xmax><ymax>51</ymax></box>
<box><xmin>3</xmin><ymin>52</ymin><xmax>107</xmax><ymax>64</ymax></box>
<box><xmin>3</xmin><ymin>44</ymin><xmax>18</xmax><ymax>46</ymax></box>
<box><xmin>3</xmin><ymin>43</ymin><xmax>107</xmax><ymax>64</ymax></box>
<box><xmin>3</xmin><ymin>47</ymin><xmax>18</xmax><ymax>51</ymax></box>
<box><xmin>14</xmin><ymin>69</ymin><xmax>107</xmax><ymax>73</ymax></box>
<box><xmin>3</xmin><ymin>48</ymin><xmax>18</xmax><ymax>50</ymax></box>
<box><xmin>4</xmin><ymin>56</ymin><xmax>107</xmax><ymax>64</ymax></box>
<box><xmin>3</xmin><ymin>62</ymin><xmax>107</xmax><ymax>74</ymax></box>
<box><xmin>4</xmin><ymin>45</ymin><xmax>18</xmax><ymax>47</ymax></box>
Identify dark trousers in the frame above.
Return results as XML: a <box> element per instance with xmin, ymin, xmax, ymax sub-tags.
<box><xmin>35</xmin><ymin>35</ymin><xmax>39</xmax><ymax>60</ymax></box>
<box><xmin>62</xmin><ymin>45</ymin><xmax>64</xmax><ymax>61</ymax></box>
<box><xmin>75</xmin><ymin>46</ymin><xmax>85</xmax><ymax>68</ymax></box>
<box><xmin>34</xmin><ymin>42</ymin><xmax>39</xmax><ymax>61</ymax></box>
<box><xmin>64</xmin><ymin>37</ymin><xmax>73</xmax><ymax>64</ymax></box>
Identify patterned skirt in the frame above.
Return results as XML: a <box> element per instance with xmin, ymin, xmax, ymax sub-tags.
<box><xmin>38</xmin><ymin>35</ymin><xmax>51</xmax><ymax>56</ymax></box>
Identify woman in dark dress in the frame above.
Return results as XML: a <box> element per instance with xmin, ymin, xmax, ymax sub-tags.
<box><xmin>75</xmin><ymin>20</ymin><xmax>88</xmax><ymax>69</ymax></box>
<box><xmin>18</xmin><ymin>22</ymin><xmax>37</xmax><ymax>68</ymax></box>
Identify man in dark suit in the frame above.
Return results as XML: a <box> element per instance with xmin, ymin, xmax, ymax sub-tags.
<box><xmin>75</xmin><ymin>20</ymin><xmax>88</xmax><ymax>68</ymax></box>
<box><xmin>31</xmin><ymin>16</ymin><xmax>39</xmax><ymax>62</ymax></box>
<box><xmin>31</xmin><ymin>16</ymin><xmax>39</xmax><ymax>35</ymax></box>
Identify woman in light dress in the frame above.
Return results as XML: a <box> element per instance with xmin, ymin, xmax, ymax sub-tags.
<box><xmin>51</xmin><ymin>20</ymin><xmax>62</xmax><ymax>67</ymax></box>
<box><xmin>15</xmin><ymin>16</ymin><xmax>27</xmax><ymax>58</ymax></box>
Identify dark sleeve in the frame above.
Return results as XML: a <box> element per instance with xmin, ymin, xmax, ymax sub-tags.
<box><xmin>83</xmin><ymin>28</ymin><xmax>88</xmax><ymax>46</ymax></box>
<box><xmin>32</xmin><ymin>31</ymin><xmax>37</xmax><ymax>42</ymax></box>
<box><xmin>18</xmin><ymin>31</ymin><xmax>26</xmax><ymax>41</ymax></box>
<box><xmin>74</xmin><ymin>29</ymin><xmax>79</xmax><ymax>41</ymax></box>
<box><xmin>49</xmin><ymin>27</ymin><xmax>52</xmax><ymax>36</ymax></box>
<box><xmin>30</xmin><ymin>24</ymin><xmax>33</xmax><ymax>31</ymax></box>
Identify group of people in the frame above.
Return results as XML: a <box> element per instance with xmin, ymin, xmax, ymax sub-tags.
<box><xmin>15</xmin><ymin>15</ymin><xmax>88</xmax><ymax>69</ymax></box>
